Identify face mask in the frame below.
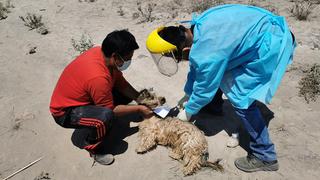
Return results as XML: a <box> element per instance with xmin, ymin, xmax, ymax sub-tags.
<box><xmin>116</xmin><ymin>54</ymin><xmax>132</xmax><ymax>71</ymax></box>
<box><xmin>117</xmin><ymin>59</ymin><xmax>131</xmax><ymax>71</ymax></box>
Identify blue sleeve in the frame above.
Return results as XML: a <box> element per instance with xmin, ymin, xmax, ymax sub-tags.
<box><xmin>184</xmin><ymin>23</ymin><xmax>234</xmax><ymax>115</ymax></box>
<box><xmin>184</xmin><ymin>54</ymin><xmax>228</xmax><ymax>115</ymax></box>
<box><xmin>184</xmin><ymin>65</ymin><xmax>196</xmax><ymax>96</ymax></box>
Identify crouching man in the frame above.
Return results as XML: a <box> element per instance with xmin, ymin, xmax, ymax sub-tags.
<box><xmin>50</xmin><ymin>29</ymin><xmax>153</xmax><ymax>165</ymax></box>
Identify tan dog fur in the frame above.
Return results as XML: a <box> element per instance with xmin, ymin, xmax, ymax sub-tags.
<box><xmin>135</xmin><ymin>88</ymin><xmax>223</xmax><ymax>175</ymax></box>
<box><xmin>135</xmin><ymin>116</ymin><xmax>223</xmax><ymax>175</ymax></box>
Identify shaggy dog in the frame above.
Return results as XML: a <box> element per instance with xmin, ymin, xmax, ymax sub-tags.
<box><xmin>135</xmin><ymin>89</ymin><xmax>223</xmax><ymax>176</ymax></box>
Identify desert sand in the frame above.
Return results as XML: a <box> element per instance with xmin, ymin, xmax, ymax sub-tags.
<box><xmin>0</xmin><ymin>0</ymin><xmax>319</xmax><ymax>179</ymax></box>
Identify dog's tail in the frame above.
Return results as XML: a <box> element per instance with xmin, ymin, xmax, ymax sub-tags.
<box><xmin>202</xmin><ymin>159</ymin><xmax>224</xmax><ymax>172</ymax></box>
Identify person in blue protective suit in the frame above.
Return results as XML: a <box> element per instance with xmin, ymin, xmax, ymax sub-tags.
<box><xmin>146</xmin><ymin>4</ymin><xmax>296</xmax><ymax>172</ymax></box>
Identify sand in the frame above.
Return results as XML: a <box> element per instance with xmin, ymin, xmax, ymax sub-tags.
<box><xmin>0</xmin><ymin>0</ymin><xmax>319</xmax><ymax>179</ymax></box>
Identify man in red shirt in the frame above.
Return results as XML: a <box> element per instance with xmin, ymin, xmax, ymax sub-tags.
<box><xmin>50</xmin><ymin>30</ymin><xmax>153</xmax><ymax>165</ymax></box>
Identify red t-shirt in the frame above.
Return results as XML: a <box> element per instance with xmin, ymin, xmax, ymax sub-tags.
<box><xmin>50</xmin><ymin>46</ymin><xmax>129</xmax><ymax>117</ymax></box>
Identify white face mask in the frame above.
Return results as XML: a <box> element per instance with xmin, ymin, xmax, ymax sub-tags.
<box><xmin>117</xmin><ymin>59</ymin><xmax>131</xmax><ymax>71</ymax></box>
<box><xmin>116</xmin><ymin>54</ymin><xmax>132</xmax><ymax>71</ymax></box>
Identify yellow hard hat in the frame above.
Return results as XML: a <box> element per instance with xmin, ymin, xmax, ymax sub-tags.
<box><xmin>146</xmin><ymin>27</ymin><xmax>177</xmax><ymax>54</ymax></box>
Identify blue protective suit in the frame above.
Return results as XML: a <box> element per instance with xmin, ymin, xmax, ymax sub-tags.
<box><xmin>184</xmin><ymin>4</ymin><xmax>296</xmax><ymax>115</ymax></box>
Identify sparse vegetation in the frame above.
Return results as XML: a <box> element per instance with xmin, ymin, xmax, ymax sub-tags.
<box><xmin>117</xmin><ymin>6</ymin><xmax>125</xmax><ymax>16</ymax></box>
<box><xmin>34</xmin><ymin>171</ymin><xmax>51</xmax><ymax>180</ymax></box>
<box><xmin>0</xmin><ymin>2</ymin><xmax>9</xmax><ymax>20</ymax></box>
<box><xmin>0</xmin><ymin>107</ymin><xmax>36</xmax><ymax>136</ymax></box>
<box><xmin>248</xmin><ymin>0</ymin><xmax>279</xmax><ymax>14</ymax></box>
<box><xmin>298</xmin><ymin>63</ymin><xmax>320</xmax><ymax>103</ymax></box>
<box><xmin>132</xmin><ymin>12</ymin><xmax>139</xmax><ymax>20</ymax></box>
<box><xmin>167</xmin><ymin>0</ymin><xmax>183</xmax><ymax>19</ymax></box>
<box><xmin>71</xmin><ymin>34</ymin><xmax>94</xmax><ymax>54</ymax></box>
<box><xmin>19</xmin><ymin>13</ymin><xmax>49</xmax><ymax>35</ymax></box>
<box><xmin>190</xmin><ymin>0</ymin><xmax>224</xmax><ymax>13</ymax></box>
<box><xmin>289</xmin><ymin>0</ymin><xmax>318</xmax><ymax>20</ymax></box>
<box><xmin>136</xmin><ymin>1</ymin><xmax>157</xmax><ymax>23</ymax></box>
<box><xmin>0</xmin><ymin>0</ymin><xmax>13</xmax><ymax>20</ymax></box>
<box><xmin>79</xmin><ymin>0</ymin><xmax>96</xmax><ymax>2</ymax></box>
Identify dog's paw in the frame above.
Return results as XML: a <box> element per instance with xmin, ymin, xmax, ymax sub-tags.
<box><xmin>135</xmin><ymin>147</ymin><xmax>147</xmax><ymax>154</ymax></box>
<box><xmin>169</xmin><ymin>151</ymin><xmax>183</xmax><ymax>160</ymax></box>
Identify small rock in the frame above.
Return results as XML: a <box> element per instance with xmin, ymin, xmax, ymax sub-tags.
<box><xmin>37</xmin><ymin>26</ymin><xmax>49</xmax><ymax>35</ymax></box>
<box><xmin>29</xmin><ymin>46</ymin><xmax>37</xmax><ymax>54</ymax></box>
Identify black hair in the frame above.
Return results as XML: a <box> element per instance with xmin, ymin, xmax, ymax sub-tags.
<box><xmin>158</xmin><ymin>26</ymin><xmax>186</xmax><ymax>49</ymax></box>
<box><xmin>158</xmin><ymin>25</ymin><xmax>187</xmax><ymax>61</ymax></box>
<box><xmin>190</xmin><ymin>25</ymin><xmax>195</xmax><ymax>35</ymax></box>
<box><xmin>102</xmin><ymin>29</ymin><xmax>139</xmax><ymax>58</ymax></box>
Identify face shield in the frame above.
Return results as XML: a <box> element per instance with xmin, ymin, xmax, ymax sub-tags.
<box><xmin>149</xmin><ymin>50</ymin><xmax>179</xmax><ymax>77</ymax></box>
<box><xmin>146</xmin><ymin>27</ymin><xmax>180</xmax><ymax>77</ymax></box>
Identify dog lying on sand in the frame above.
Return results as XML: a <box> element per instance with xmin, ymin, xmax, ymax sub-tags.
<box><xmin>135</xmin><ymin>89</ymin><xmax>223</xmax><ymax>176</ymax></box>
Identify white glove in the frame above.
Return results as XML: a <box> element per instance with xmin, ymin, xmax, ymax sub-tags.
<box><xmin>177</xmin><ymin>94</ymin><xmax>189</xmax><ymax>109</ymax></box>
<box><xmin>177</xmin><ymin>109</ymin><xmax>192</xmax><ymax>122</ymax></box>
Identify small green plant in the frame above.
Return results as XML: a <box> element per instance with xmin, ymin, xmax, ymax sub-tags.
<box><xmin>71</xmin><ymin>34</ymin><xmax>94</xmax><ymax>54</ymax></box>
<box><xmin>19</xmin><ymin>13</ymin><xmax>49</xmax><ymax>34</ymax></box>
<box><xmin>136</xmin><ymin>1</ymin><xmax>156</xmax><ymax>23</ymax></box>
<box><xmin>290</xmin><ymin>0</ymin><xmax>317</xmax><ymax>20</ymax></box>
<box><xmin>298</xmin><ymin>63</ymin><xmax>320</xmax><ymax>103</ymax></box>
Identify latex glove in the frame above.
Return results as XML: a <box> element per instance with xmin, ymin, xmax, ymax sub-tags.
<box><xmin>177</xmin><ymin>109</ymin><xmax>192</xmax><ymax>122</ymax></box>
<box><xmin>177</xmin><ymin>94</ymin><xmax>189</xmax><ymax>109</ymax></box>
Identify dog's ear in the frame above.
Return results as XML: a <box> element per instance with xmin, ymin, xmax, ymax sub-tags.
<box><xmin>137</xmin><ymin>89</ymin><xmax>150</xmax><ymax>103</ymax></box>
<box><xmin>139</xmin><ymin>89</ymin><xmax>150</xmax><ymax>97</ymax></box>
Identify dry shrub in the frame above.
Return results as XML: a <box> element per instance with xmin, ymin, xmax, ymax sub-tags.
<box><xmin>0</xmin><ymin>2</ymin><xmax>9</xmax><ymax>20</ymax></box>
<box><xmin>135</xmin><ymin>1</ymin><xmax>157</xmax><ymax>23</ymax></box>
<box><xmin>117</xmin><ymin>6</ymin><xmax>125</xmax><ymax>16</ymax></box>
<box><xmin>248</xmin><ymin>0</ymin><xmax>279</xmax><ymax>14</ymax></box>
<box><xmin>0</xmin><ymin>0</ymin><xmax>13</xmax><ymax>20</ymax></box>
<box><xmin>71</xmin><ymin>34</ymin><xmax>94</xmax><ymax>54</ymax></box>
<box><xmin>19</xmin><ymin>13</ymin><xmax>43</xmax><ymax>30</ymax></box>
<box><xmin>167</xmin><ymin>0</ymin><xmax>183</xmax><ymax>19</ymax></box>
<box><xmin>79</xmin><ymin>0</ymin><xmax>96</xmax><ymax>2</ymax></box>
<box><xmin>190</xmin><ymin>0</ymin><xmax>224</xmax><ymax>13</ymax></box>
<box><xmin>34</xmin><ymin>171</ymin><xmax>51</xmax><ymax>180</ymax></box>
<box><xmin>298</xmin><ymin>63</ymin><xmax>320</xmax><ymax>103</ymax></box>
<box><xmin>19</xmin><ymin>13</ymin><xmax>49</xmax><ymax>35</ymax></box>
<box><xmin>289</xmin><ymin>0</ymin><xmax>318</xmax><ymax>20</ymax></box>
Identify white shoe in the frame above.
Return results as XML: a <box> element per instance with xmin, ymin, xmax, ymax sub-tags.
<box><xmin>92</xmin><ymin>154</ymin><xmax>114</xmax><ymax>165</ymax></box>
<box><xmin>227</xmin><ymin>133</ymin><xmax>239</xmax><ymax>148</ymax></box>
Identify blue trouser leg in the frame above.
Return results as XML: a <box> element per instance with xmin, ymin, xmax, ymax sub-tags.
<box><xmin>234</xmin><ymin>101</ymin><xmax>277</xmax><ymax>162</ymax></box>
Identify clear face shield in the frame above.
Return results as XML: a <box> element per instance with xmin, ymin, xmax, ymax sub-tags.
<box><xmin>150</xmin><ymin>50</ymin><xmax>179</xmax><ymax>77</ymax></box>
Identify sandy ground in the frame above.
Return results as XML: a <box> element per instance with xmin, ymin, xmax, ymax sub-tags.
<box><xmin>0</xmin><ymin>0</ymin><xmax>320</xmax><ymax>179</ymax></box>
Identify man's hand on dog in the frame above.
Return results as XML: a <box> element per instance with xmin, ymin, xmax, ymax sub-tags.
<box><xmin>139</xmin><ymin>105</ymin><xmax>154</xmax><ymax>119</ymax></box>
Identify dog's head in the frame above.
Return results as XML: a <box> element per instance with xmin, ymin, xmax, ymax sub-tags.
<box><xmin>136</xmin><ymin>88</ymin><xmax>166</xmax><ymax>109</ymax></box>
